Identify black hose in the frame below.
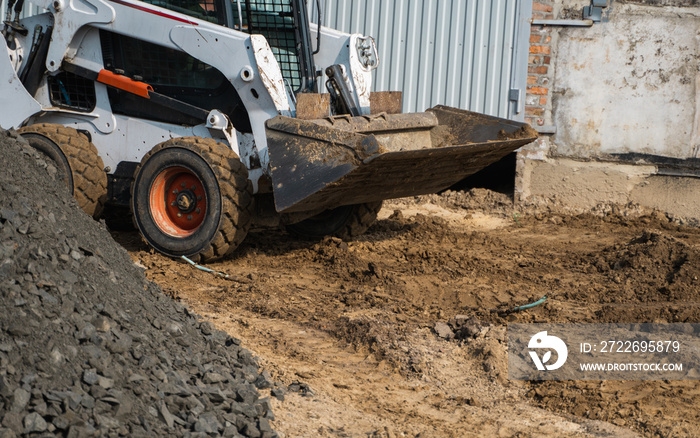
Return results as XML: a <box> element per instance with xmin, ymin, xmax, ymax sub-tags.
<box><xmin>6</xmin><ymin>0</ymin><xmax>17</xmax><ymax>18</ymax></box>
<box><xmin>13</xmin><ymin>0</ymin><xmax>24</xmax><ymax>15</ymax></box>
<box><xmin>312</xmin><ymin>0</ymin><xmax>321</xmax><ymax>55</ymax></box>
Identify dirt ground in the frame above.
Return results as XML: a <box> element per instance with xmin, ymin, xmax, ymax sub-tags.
<box><xmin>113</xmin><ymin>189</ymin><xmax>700</xmax><ymax>437</ymax></box>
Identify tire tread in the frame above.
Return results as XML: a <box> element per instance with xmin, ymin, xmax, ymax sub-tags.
<box><xmin>19</xmin><ymin>123</ymin><xmax>107</xmax><ymax>218</ymax></box>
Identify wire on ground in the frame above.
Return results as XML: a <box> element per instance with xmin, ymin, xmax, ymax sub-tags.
<box><xmin>492</xmin><ymin>295</ymin><xmax>548</xmax><ymax>314</ymax></box>
<box><xmin>181</xmin><ymin>255</ymin><xmax>232</xmax><ymax>279</ymax></box>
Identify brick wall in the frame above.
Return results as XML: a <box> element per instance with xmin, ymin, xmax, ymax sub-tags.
<box><xmin>526</xmin><ymin>1</ymin><xmax>555</xmax><ymax>128</ymax></box>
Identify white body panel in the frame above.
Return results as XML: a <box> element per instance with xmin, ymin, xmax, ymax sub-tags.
<box><xmin>0</xmin><ymin>39</ymin><xmax>41</xmax><ymax>128</ymax></box>
<box><xmin>309</xmin><ymin>23</ymin><xmax>376</xmax><ymax>114</ymax></box>
<box><xmin>45</xmin><ymin>0</ymin><xmax>115</xmax><ymax>72</ymax></box>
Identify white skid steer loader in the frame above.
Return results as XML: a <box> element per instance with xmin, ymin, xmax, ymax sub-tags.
<box><xmin>0</xmin><ymin>0</ymin><xmax>537</xmax><ymax>262</ymax></box>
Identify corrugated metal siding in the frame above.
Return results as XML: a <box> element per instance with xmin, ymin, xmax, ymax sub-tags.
<box><xmin>0</xmin><ymin>2</ymin><xmax>43</xmax><ymax>21</ymax></box>
<box><xmin>311</xmin><ymin>0</ymin><xmax>529</xmax><ymax>119</ymax></box>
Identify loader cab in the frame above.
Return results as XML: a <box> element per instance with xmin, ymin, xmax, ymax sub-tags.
<box><xmin>99</xmin><ymin>30</ymin><xmax>252</xmax><ymax>132</ymax></box>
<box><xmin>140</xmin><ymin>0</ymin><xmax>317</xmax><ymax>95</ymax></box>
<box><xmin>92</xmin><ymin>0</ymin><xmax>317</xmax><ymax>134</ymax></box>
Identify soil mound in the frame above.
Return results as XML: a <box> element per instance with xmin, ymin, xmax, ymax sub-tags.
<box><xmin>0</xmin><ymin>129</ymin><xmax>276</xmax><ymax>437</ymax></box>
<box><xmin>593</xmin><ymin>230</ymin><xmax>700</xmax><ymax>303</ymax></box>
<box><xmin>409</xmin><ymin>189</ymin><xmax>514</xmax><ymax>215</ymax></box>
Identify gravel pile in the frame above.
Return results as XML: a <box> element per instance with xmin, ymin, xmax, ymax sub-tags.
<box><xmin>0</xmin><ymin>129</ymin><xmax>276</xmax><ymax>437</ymax></box>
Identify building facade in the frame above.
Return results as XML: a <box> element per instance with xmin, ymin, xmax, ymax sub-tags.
<box><xmin>520</xmin><ymin>0</ymin><xmax>700</xmax><ymax>221</ymax></box>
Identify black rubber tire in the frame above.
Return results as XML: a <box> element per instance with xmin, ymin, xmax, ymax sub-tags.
<box><xmin>19</xmin><ymin>123</ymin><xmax>108</xmax><ymax>219</ymax></box>
<box><xmin>131</xmin><ymin>137</ymin><xmax>253</xmax><ymax>263</ymax></box>
<box><xmin>286</xmin><ymin>201</ymin><xmax>383</xmax><ymax>240</ymax></box>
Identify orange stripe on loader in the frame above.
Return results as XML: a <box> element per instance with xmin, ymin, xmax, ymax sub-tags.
<box><xmin>97</xmin><ymin>70</ymin><xmax>153</xmax><ymax>98</ymax></box>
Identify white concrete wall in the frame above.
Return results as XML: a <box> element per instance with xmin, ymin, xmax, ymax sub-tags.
<box><xmin>552</xmin><ymin>2</ymin><xmax>700</xmax><ymax>159</ymax></box>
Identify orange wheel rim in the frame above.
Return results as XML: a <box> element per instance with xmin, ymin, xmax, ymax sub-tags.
<box><xmin>150</xmin><ymin>166</ymin><xmax>207</xmax><ymax>237</ymax></box>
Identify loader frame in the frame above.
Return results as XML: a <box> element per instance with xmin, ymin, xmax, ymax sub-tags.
<box><xmin>1</xmin><ymin>0</ymin><xmax>536</xmax><ymax>262</ymax></box>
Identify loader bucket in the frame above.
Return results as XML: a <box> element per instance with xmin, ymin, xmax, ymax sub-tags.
<box><xmin>266</xmin><ymin>105</ymin><xmax>538</xmax><ymax>213</ymax></box>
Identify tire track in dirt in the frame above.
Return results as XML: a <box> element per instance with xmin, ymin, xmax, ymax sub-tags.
<box><xmin>117</xmin><ymin>189</ymin><xmax>700</xmax><ymax>437</ymax></box>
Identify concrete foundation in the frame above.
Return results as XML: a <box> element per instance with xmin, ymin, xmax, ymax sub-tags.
<box><xmin>516</xmin><ymin>154</ymin><xmax>700</xmax><ymax>222</ymax></box>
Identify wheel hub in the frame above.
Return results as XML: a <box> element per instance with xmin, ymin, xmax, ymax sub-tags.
<box><xmin>176</xmin><ymin>190</ymin><xmax>196</xmax><ymax>213</ymax></box>
<box><xmin>149</xmin><ymin>166</ymin><xmax>207</xmax><ymax>237</ymax></box>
